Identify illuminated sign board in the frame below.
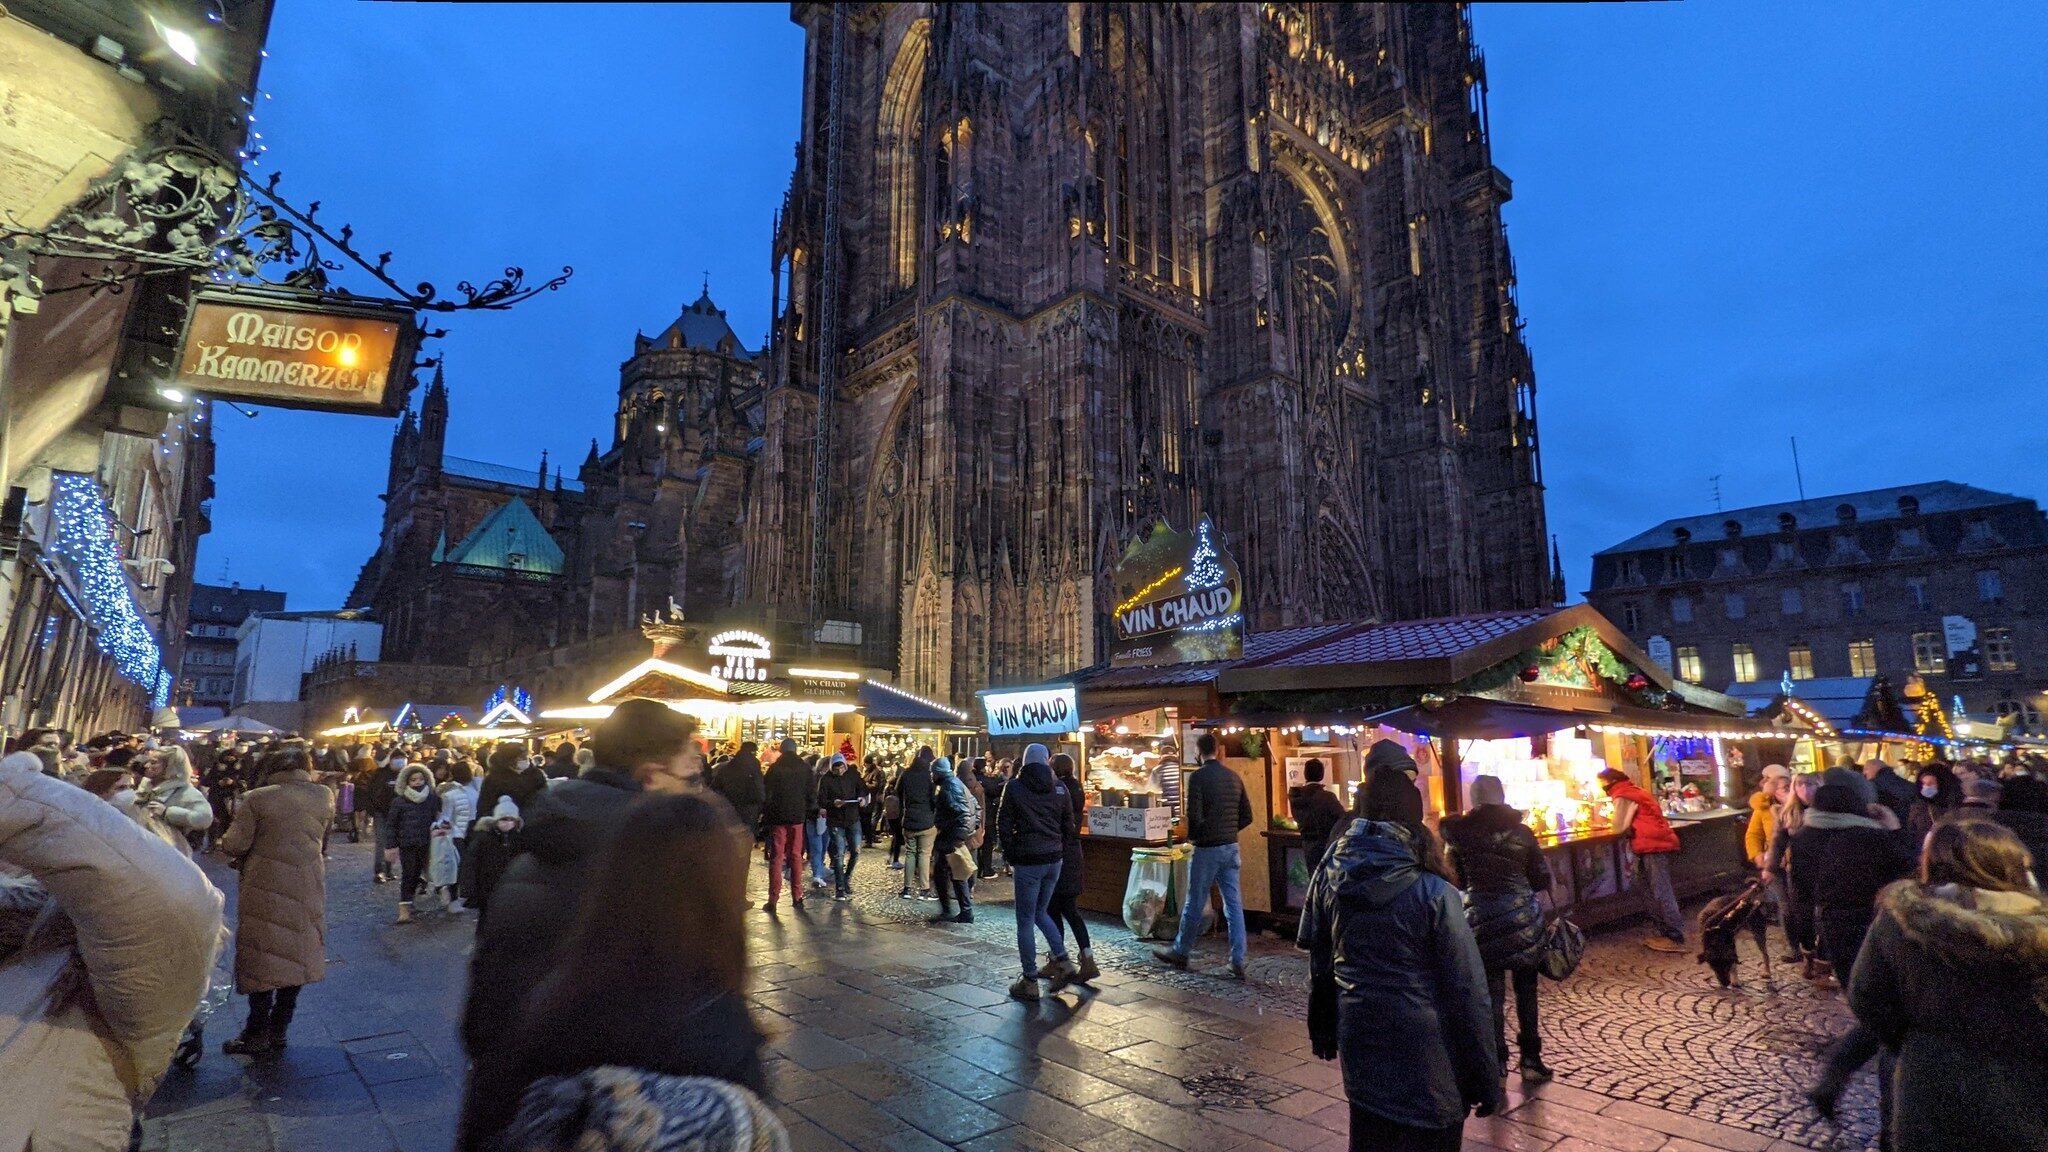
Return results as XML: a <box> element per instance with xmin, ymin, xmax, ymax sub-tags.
<box><xmin>1109</xmin><ymin>516</ymin><xmax>1244</xmax><ymax>667</ymax></box>
<box><xmin>980</xmin><ymin>684</ymin><xmax>1079</xmax><ymax>737</ymax></box>
<box><xmin>707</xmin><ymin>630</ymin><xmax>772</xmax><ymax>682</ymax></box>
<box><xmin>174</xmin><ymin>290</ymin><xmax>418</xmax><ymax>415</ymax></box>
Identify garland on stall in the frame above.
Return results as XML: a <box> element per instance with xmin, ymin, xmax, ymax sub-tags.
<box><xmin>1456</xmin><ymin>625</ymin><xmax>1636</xmax><ymax>697</ymax></box>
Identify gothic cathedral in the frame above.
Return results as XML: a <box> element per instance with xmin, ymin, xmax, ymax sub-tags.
<box><xmin>748</xmin><ymin>4</ymin><xmax>1552</xmax><ymax>705</ymax></box>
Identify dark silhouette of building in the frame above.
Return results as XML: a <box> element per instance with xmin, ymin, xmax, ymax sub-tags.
<box><xmin>1587</xmin><ymin>482</ymin><xmax>2048</xmax><ymax>733</ymax></box>
<box><xmin>750</xmin><ymin>3</ymin><xmax>1553</xmax><ymax>704</ymax></box>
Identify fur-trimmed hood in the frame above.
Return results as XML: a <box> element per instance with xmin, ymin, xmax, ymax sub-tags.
<box><xmin>1879</xmin><ymin>880</ymin><xmax>2048</xmax><ymax>975</ymax></box>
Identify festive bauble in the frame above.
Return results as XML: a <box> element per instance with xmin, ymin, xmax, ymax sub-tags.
<box><xmin>1520</xmin><ymin>665</ymin><xmax>1541</xmax><ymax>683</ymax></box>
<box><xmin>1420</xmin><ymin>692</ymin><xmax>1448</xmax><ymax>711</ymax></box>
<box><xmin>1625</xmin><ymin>673</ymin><xmax>1650</xmax><ymax>692</ymax></box>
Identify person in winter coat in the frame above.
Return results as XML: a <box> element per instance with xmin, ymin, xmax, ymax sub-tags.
<box><xmin>894</xmin><ymin>747</ymin><xmax>939</xmax><ymax>899</ymax></box>
<box><xmin>476</xmin><ymin>742</ymin><xmax>547</xmax><ymax>828</ymax></box>
<box><xmin>388</xmin><ymin>764</ymin><xmax>443</xmax><ymax>922</ymax></box>
<box><xmin>468</xmin><ymin>793</ymin><xmax>770</xmax><ymax>1151</ymax></box>
<box><xmin>860</xmin><ymin>756</ymin><xmax>886</xmax><ymax>842</ymax></box>
<box><xmin>1157</xmin><ymin>732</ymin><xmax>1255</xmax><ymax>978</ymax></box>
<box><xmin>1441</xmin><ymin>774</ymin><xmax>1555</xmax><ymax>1085</ymax></box>
<box><xmin>1599</xmin><ymin>768</ymin><xmax>1687</xmax><ymax>951</ymax></box>
<box><xmin>1</xmin><ymin>751</ymin><xmax>224</xmax><ymax>1151</ymax></box>
<box><xmin>466</xmin><ymin>796</ymin><xmax>523</xmax><ymax>917</ymax></box>
<box><xmin>1850</xmin><ymin>817</ymin><xmax>2048</xmax><ymax>1152</ymax></box>
<box><xmin>997</xmin><ymin>743</ymin><xmax>1078</xmax><ymax>1001</ymax></box>
<box><xmin>1988</xmin><ymin>772</ymin><xmax>2048</xmax><ymax>888</ymax></box>
<box><xmin>1045</xmin><ymin>753</ymin><xmax>1100</xmax><ymax>980</ymax></box>
<box><xmin>1863</xmin><ymin>759</ymin><xmax>1920</xmax><ymax>827</ymax></box>
<box><xmin>216</xmin><ymin>747</ymin><xmax>333</xmax><ymax>1056</ymax></box>
<box><xmin>436</xmin><ymin>763</ymin><xmax>477</xmax><ymax>912</ymax></box>
<box><xmin>139</xmin><ymin>745</ymin><xmax>214</xmax><ymax>850</ymax></box>
<box><xmin>1745</xmin><ymin>763</ymin><xmax>1791</xmax><ymax>867</ymax></box>
<box><xmin>1289</xmin><ymin>758</ymin><xmax>1348</xmax><ymax>875</ymax></box>
<box><xmin>973</xmin><ymin>757</ymin><xmax>1005</xmax><ymax>878</ymax></box>
<box><xmin>1762</xmin><ymin>770</ymin><xmax>1823</xmax><ymax>965</ymax></box>
<box><xmin>1299</xmin><ymin>815</ymin><xmax>1506</xmax><ymax>1152</ymax></box>
<box><xmin>816</xmin><ymin>754</ymin><xmax>865</xmax><ymax>899</ymax></box>
<box><xmin>711</xmin><ymin>740</ymin><xmax>766</xmax><ymax>841</ymax></box>
<box><xmin>1905</xmin><ymin>763</ymin><xmax>1962</xmax><ymax>837</ymax></box>
<box><xmin>363</xmin><ymin>753</ymin><xmax>401</xmax><ymax>883</ymax></box>
<box><xmin>759</xmin><ymin>738</ymin><xmax>814</xmax><ymax>913</ymax></box>
<box><xmin>928</xmin><ymin>757</ymin><xmax>978</xmax><ymax>924</ymax></box>
<box><xmin>460</xmin><ymin>699</ymin><xmax>707</xmax><ymax>1152</ymax></box>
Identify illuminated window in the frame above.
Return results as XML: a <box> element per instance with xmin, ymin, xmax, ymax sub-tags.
<box><xmin>1912</xmin><ymin>631</ymin><xmax>1946</xmax><ymax>675</ymax></box>
<box><xmin>1985</xmin><ymin>628</ymin><xmax>2017</xmax><ymax>673</ymax></box>
<box><xmin>1788</xmin><ymin>643</ymin><xmax>1814</xmax><ymax>681</ymax></box>
<box><xmin>1732</xmin><ymin>643</ymin><xmax>1758</xmax><ymax>683</ymax></box>
<box><xmin>1725</xmin><ymin>593</ymin><xmax>1746</xmax><ymax>620</ymax></box>
<box><xmin>1840</xmin><ymin>582</ymin><xmax>1864</xmax><ymax>617</ymax></box>
<box><xmin>1849</xmin><ymin>639</ymin><xmax>1877</xmax><ymax>678</ymax></box>
<box><xmin>1670</xmin><ymin>596</ymin><xmax>1693</xmax><ymax>623</ymax></box>
<box><xmin>1676</xmin><ymin>645</ymin><xmax>1702</xmax><ymax>684</ymax></box>
<box><xmin>1781</xmin><ymin>587</ymin><xmax>1803</xmax><ymax>615</ymax></box>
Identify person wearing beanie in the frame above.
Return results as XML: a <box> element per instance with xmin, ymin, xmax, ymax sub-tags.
<box><xmin>1597</xmin><ymin>767</ymin><xmax>1687</xmax><ymax>952</ymax></box>
<box><xmin>759</xmin><ymin>737</ymin><xmax>815</xmax><ymax>912</ymax></box>
<box><xmin>1155</xmin><ymin>732</ymin><xmax>1254</xmax><ymax>979</ymax></box>
<box><xmin>460</xmin><ymin>698</ymin><xmax>703</xmax><ymax>1150</ymax></box>
<box><xmin>1746</xmin><ymin>764</ymin><xmax>1792</xmax><ymax>868</ymax></box>
<box><xmin>928</xmin><ymin>757</ymin><xmax>979</xmax><ymax>924</ymax></box>
<box><xmin>1988</xmin><ymin>773</ymin><xmax>2048</xmax><ymax>889</ymax></box>
<box><xmin>999</xmin><ymin>742</ymin><xmax>1078</xmax><ymax>999</ymax></box>
<box><xmin>1960</xmin><ymin>778</ymin><xmax>2001</xmax><ymax>811</ymax></box>
<box><xmin>467</xmin><ymin>795</ymin><xmax>525</xmax><ymax>916</ymax></box>
<box><xmin>1441</xmin><ymin>774</ymin><xmax>1555</xmax><ymax>1084</ymax></box>
<box><xmin>816</xmin><ymin>754</ymin><xmax>866</xmax><ymax>899</ymax></box>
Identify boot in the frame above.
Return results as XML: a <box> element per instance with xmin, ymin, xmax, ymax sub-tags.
<box><xmin>1009</xmin><ymin>975</ymin><xmax>1042</xmax><ymax>1002</ymax></box>
<box><xmin>173</xmin><ymin>1024</ymin><xmax>204</xmax><ymax>1069</ymax></box>
<box><xmin>1518</xmin><ymin>1038</ymin><xmax>1552</xmax><ymax>1084</ymax></box>
<box><xmin>222</xmin><ymin>1030</ymin><xmax>273</xmax><ymax>1056</ymax></box>
<box><xmin>1076</xmin><ymin>949</ymin><xmax>1100</xmax><ymax>983</ymax></box>
<box><xmin>269</xmin><ymin>992</ymin><xmax>299</xmax><ymax>1051</ymax></box>
<box><xmin>396</xmin><ymin>901</ymin><xmax>413</xmax><ymax>924</ymax></box>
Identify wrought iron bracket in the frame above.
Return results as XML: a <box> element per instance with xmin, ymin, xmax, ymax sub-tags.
<box><xmin>0</xmin><ymin>125</ymin><xmax>571</xmax><ymax>321</ymax></box>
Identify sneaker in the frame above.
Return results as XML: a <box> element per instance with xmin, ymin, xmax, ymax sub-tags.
<box><xmin>395</xmin><ymin>901</ymin><xmax>413</xmax><ymax>924</ymax></box>
<box><xmin>887</xmin><ymin>861</ymin><xmax>905</xmax><ymax>871</ymax></box>
<box><xmin>1008</xmin><ymin>976</ymin><xmax>1042</xmax><ymax>1002</ymax></box>
<box><xmin>1153</xmin><ymin>947</ymin><xmax>1189</xmax><ymax>969</ymax></box>
<box><xmin>954</xmin><ymin>910</ymin><xmax>974</xmax><ymax>924</ymax></box>
<box><xmin>1519</xmin><ymin>1057</ymin><xmax>1553</xmax><ymax>1085</ymax></box>
<box><xmin>917</xmin><ymin>889</ymin><xmax>935</xmax><ymax>901</ymax></box>
<box><xmin>1643</xmin><ymin>937</ymin><xmax>1686</xmax><ymax>953</ymax></box>
<box><xmin>221</xmin><ymin>1032</ymin><xmax>273</xmax><ymax>1056</ymax></box>
<box><xmin>764</xmin><ymin>902</ymin><xmax>778</xmax><ymax>914</ymax></box>
<box><xmin>1076</xmin><ymin>951</ymin><xmax>1101</xmax><ymax>983</ymax></box>
<box><xmin>835</xmin><ymin>891</ymin><xmax>851</xmax><ymax>902</ymax></box>
<box><xmin>447</xmin><ymin>898</ymin><xmax>467</xmax><ymax>913</ymax></box>
<box><xmin>1041</xmin><ymin>956</ymin><xmax>1080</xmax><ymax>988</ymax></box>
<box><xmin>374</xmin><ymin>874</ymin><xmax>389</xmax><ymax>885</ymax></box>
<box><xmin>899</xmin><ymin>889</ymin><xmax>914</xmax><ymax>899</ymax></box>
<box><xmin>810</xmin><ymin>877</ymin><xmax>828</xmax><ymax>891</ymax></box>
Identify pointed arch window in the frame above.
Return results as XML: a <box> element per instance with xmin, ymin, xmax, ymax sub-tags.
<box><xmin>879</xmin><ymin>21</ymin><xmax>930</xmax><ymax>290</ymax></box>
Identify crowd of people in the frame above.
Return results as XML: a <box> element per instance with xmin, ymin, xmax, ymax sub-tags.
<box><xmin>4</xmin><ymin>714</ymin><xmax>2045</xmax><ymax>1152</ymax></box>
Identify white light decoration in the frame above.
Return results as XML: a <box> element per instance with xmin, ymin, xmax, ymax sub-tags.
<box><xmin>1187</xmin><ymin>519</ymin><xmax>1225</xmax><ymax>590</ymax></box>
<box><xmin>586</xmin><ymin>658</ymin><xmax>730</xmax><ymax>702</ymax></box>
<box><xmin>706</xmin><ymin>630</ymin><xmax>772</xmax><ymax>682</ymax></box>
<box><xmin>865</xmin><ymin>678</ymin><xmax>970</xmax><ymax>722</ymax></box>
<box><xmin>49</xmin><ymin>472</ymin><xmax>167</xmax><ymax>704</ymax></box>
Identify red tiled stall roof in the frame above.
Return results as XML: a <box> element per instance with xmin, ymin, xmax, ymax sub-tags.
<box><xmin>1245</xmin><ymin>610</ymin><xmax>1555</xmax><ymax>669</ymax></box>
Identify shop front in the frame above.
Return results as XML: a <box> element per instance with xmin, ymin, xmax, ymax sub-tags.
<box><xmin>1216</xmin><ymin>605</ymin><xmax>1777</xmax><ymax>926</ymax></box>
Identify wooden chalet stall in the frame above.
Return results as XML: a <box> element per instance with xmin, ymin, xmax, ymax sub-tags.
<box><xmin>1216</xmin><ymin>605</ymin><xmax>1774</xmax><ymax>927</ymax></box>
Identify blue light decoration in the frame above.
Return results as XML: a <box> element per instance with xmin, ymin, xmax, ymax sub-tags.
<box><xmin>486</xmin><ymin>684</ymin><xmax>507</xmax><ymax>713</ymax></box>
<box><xmin>47</xmin><ymin>472</ymin><xmax>167</xmax><ymax>703</ymax></box>
<box><xmin>513</xmin><ymin>686</ymin><xmax>533</xmax><ymax>716</ymax></box>
<box><xmin>1187</xmin><ymin>519</ymin><xmax>1225</xmax><ymax>590</ymax></box>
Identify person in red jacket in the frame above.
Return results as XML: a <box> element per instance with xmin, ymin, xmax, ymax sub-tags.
<box><xmin>1599</xmin><ymin>768</ymin><xmax>1687</xmax><ymax>952</ymax></box>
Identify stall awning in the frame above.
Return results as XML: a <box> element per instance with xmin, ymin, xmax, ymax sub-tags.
<box><xmin>1363</xmin><ymin>697</ymin><xmax>1806</xmax><ymax>742</ymax></box>
<box><xmin>860</xmin><ymin>679</ymin><xmax>974</xmax><ymax>729</ymax></box>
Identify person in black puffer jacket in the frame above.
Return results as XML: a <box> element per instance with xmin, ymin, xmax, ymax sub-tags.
<box><xmin>1288</xmin><ymin>758</ymin><xmax>1348</xmax><ymax>875</ymax></box>
<box><xmin>759</xmin><ymin>738</ymin><xmax>815</xmax><ymax>912</ymax></box>
<box><xmin>1047</xmin><ymin>753</ymin><xmax>1098</xmax><ymax>982</ymax></box>
<box><xmin>1989</xmin><ymin>773</ymin><xmax>2048</xmax><ymax>889</ymax></box>
<box><xmin>894</xmin><ymin>749</ymin><xmax>939</xmax><ymax>899</ymax></box>
<box><xmin>997</xmin><ymin>744</ymin><xmax>1078</xmax><ymax>1001</ymax></box>
<box><xmin>711</xmin><ymin>741</ymin><xmax>766</xmax><ymax>842</ymax></box>
<box><xmin>1440</xmin><ymin>775</ymin><xmax>1555</xmax><ymax>1084</ymax></box>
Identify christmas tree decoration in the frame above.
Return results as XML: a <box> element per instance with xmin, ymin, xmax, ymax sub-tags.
<box><xmin>1187</xmin><ymin>519</ymin><xmax>1226</xmax><ymax>590</ymax></box>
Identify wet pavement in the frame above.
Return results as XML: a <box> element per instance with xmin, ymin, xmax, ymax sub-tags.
<box><xmin>142</xmin><ymin>834</ymin><xmax>1880</xmax><ymax>1152</ymax></box>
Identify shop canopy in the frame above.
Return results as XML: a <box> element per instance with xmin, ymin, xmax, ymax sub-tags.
<box><xmin>860</xmin><ymin>679</ymin><xmax>975</xmax><ymax>731</ymax></box>
<box><xmin>191</xmin><ymin>715</ymin><xmax>283</xmax><ymax>733</ymax></box>
<box><xmin>1363</xmin><ymin>697</ymin><xmax>1796</xmax><ymax>742</ymax></box>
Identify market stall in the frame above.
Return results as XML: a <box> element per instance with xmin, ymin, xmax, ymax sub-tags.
<box><xmin>1216</xmin><ymin>605</ymin><xmax>1771</xmax><ymax>926</ymax></box>
<box><xmin>856</xmin><ymin>678</ymin><xmax>977</xmax><ymax>767</ymax></box>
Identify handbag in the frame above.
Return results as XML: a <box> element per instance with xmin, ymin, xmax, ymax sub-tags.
<box><xmin>1536</xmin><ymin>913</ymin><xmax>1586</xmax><ymax>981</ymax></box>
<box><xmin>945</xmin><ymin>844</ymin><xmax>976</xmax><ymax>882</ymax></box>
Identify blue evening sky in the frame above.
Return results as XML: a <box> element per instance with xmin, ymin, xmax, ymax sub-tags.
<box><xmin>197</xmin><ymin>2</ymin><xmax>2047</xmax><ymax>612</ymax></box>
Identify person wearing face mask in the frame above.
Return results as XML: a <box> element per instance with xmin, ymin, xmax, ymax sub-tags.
<box><xmin>458</xmin><ymin>698</ymin><xmax>713</xmax><ymax>1151</ymax></box>
<box><xmin>1906</xmin><ymin>763</ymin><xmax>1962</xmax><ymax>838</ymax></box>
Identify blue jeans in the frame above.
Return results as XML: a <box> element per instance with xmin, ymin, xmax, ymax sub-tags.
<box><xmin>827</xmin><ymin>825</ymin><xmax>859</xmax><ymax>893</ymax></box>
<box><xmin>1174</xmin><ymin>843</ymin><xmax>1247</xmax><ymax>967</ymax></box>
<box><xmin>1010</xmin><ymin>860</ymin><xmax>1066</xmax><ymax>976</ymax></box>
<box><xmin>806</xmin><ymin>816</ymin><xmax>828</xmax><ymax>884</ymax></box>
<box><xmin>1635</xmin><ymin>851</ymin><xmax>1685</xmax><ymax>942</ymax></box>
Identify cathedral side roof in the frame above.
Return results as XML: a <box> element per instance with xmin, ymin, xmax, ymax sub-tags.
<box><xmin>642</xmin><ymin>287</ymin><xmax>753</xmax><ymax>358</ymax></box>
<box><xmin>445</xmin><ymin>455</ymin><xmax>586</xmax><ymax>493</ymax></box>
<box><xmin>439</xmin><ymin>498</ymin><xmax>566</xmax><ymax>576</ymax></box>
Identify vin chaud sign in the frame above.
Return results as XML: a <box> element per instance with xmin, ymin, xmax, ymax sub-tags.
<box><xmin>1109</xmin><ymin>516</ymin><xmax>1244</xmax><ymax>668</ymax></box>
<box><xmin>174</xmin><ymin>290</ymin><xmax>417</xmax><ymax>416</ymax></box>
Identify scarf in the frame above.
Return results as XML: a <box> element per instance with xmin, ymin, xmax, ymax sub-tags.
<box><xmin>1803</xmin><ymin>810</ymin><xmax>1882</xmax><ymax>832</ymax></box>
<box><xmin>402</xmin><ymin>783</ymin><xmax>431</xmax><ymax>803</ymax></box>
<box><xmin>503</xmin><ymin>1068</ymin><xmax>788</xmax><ymax>1152</ymax></box>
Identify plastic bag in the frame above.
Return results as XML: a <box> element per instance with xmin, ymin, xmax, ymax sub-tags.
<box><xmin>428</xmin><ymin>834</ymin><xmax>461</xmax><ymax>888</ymax></box>
<box><xmin>1123</xmin><ymin>848</ymin><xmax>1175</xmax><ymax>938</ymax></box>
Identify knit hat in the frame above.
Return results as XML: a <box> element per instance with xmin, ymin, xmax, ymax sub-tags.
<box><xmin>1811</xmin><ymin>782</ymin><xmax>1864</xmax><ymax>815</ymax></box>
<box><xmin>932</xmin><ymin>756</ymin><xmax>954</xmax><ymax>777</ymax></box>
<box><xmin>1760</xmin><ymin>764</ymin><xmax>1791</xmax><ymax>782</ymax></box>
<box><xmin>1364</xmin><ymin>738</ymin><xmax>1419</xmax><ymax>779</ymax></box>
<box><xmin>1022</xmin><ymin>743</ymin><xmax>1050</xmax><ymax>767</ymax></box>
<box><xmin>1822</xmin><ymin>765</ymin><xmax>1877</xmax><ymax>809</ymax></box>
<box><xmin>778</xmin><ymin>738</ymin><xmax>799</xmax><ymax>759</ymax></box>
<box><xmin>492</xmin><ymin>795</ymin><xmax>521</xmax><ymax>821</ymax></box>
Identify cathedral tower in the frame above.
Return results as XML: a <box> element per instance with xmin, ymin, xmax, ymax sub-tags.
<box><xmin>751</xmin><ymin>3</ymin><xmax>1550</xmax><ymax>705</ymax></box>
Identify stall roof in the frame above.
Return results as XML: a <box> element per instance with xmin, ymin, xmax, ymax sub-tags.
<box><xmin>1067</xmin><ymin>622</ymin><xmax>1360</xmax><ymax>692</ymax></box>
<box><xmin>861</xmin><ymin>679</ymin><xmax>974</xmax><ymax>727</ymax></box>
<box><xmin>1218</xmin><ymin>604</ymin><xmax>1679</xmax><ymax>697</ymax></box>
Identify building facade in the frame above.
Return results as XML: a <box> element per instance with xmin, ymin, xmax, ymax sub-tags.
<box><xmin>749</xmin><ymin>3</ymin><xmax>1552</xmax><ymax>705</ymax></box>
<box><xmin>1587</xmin><ymin>483</ymin><xmax>2048</xmax><ymax>734</ymax></box>
<box><xmin>178</xmin><ymin>581</ymin><xmax>286</xmax><ymax>715</ymax></box>
<box><xmin>233</xmin><ymin>609</ymin><xmax>382</xmax><ymax>709</ymax></box>
<box><xmin>346</xmin><ymin>289</ymin><xmax>764</xmax><ymax>667</ymax></box>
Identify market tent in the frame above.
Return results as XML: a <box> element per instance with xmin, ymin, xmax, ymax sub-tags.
<box><xmin>191</xmin><ymin>715</ymin><xmax>284</xmax><ymax>734</ymax></box>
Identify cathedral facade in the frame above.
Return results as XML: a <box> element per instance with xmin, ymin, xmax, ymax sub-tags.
<box><xmin>747</xmin><ymin>3</ymin><xmax>1553</xmax><ymax>705</ymax></box>
<box><xmin>348</xmin><ymin>290</ymin><xmax>764</xmax><ymax>666</ymax></box>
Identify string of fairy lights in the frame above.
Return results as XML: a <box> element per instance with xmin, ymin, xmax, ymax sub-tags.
<box><xmin>48</xmin><ymin>472</ymin><xmax>172</xmax><ymax>708</ymax></box>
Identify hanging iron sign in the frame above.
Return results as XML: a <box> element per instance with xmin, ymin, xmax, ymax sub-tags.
<box><xmin>173</xmin><ymin>288</ymin><xmax>419</xmax><ymax>415</ymax></box>
<box><xmin>1108</xmin><ymin>516</ymin><xmax>1245</xmax><ymax>667</ymax></box>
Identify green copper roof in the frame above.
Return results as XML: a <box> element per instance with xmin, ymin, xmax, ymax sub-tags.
<box><xmin>440</xmin><ymin>498</ymin><xmax>564</xmax><ymax>576</ymax></box>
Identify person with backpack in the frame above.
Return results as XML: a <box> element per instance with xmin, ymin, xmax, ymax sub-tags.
<box><xmin>929</xmin><ymin>757</ymin><xmax>978</xmax><ymax>924</ymax></box>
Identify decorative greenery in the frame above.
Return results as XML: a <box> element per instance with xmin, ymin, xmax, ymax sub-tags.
<box><xmin>1459</xmin><ymin>625</ymin><xmax>1633</xmax><ymax>697</ymax></box>
<box><xmin>1239</xmin><ymin>729</ymin><xmax>1266</xmax><ymax>759</ymax></box>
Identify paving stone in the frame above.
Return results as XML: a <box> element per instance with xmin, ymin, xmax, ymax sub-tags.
<box><xmin>985</xmin><ymin>1088</ymin><xmax>1121</xmax><ymax>1146</ymax></box>
<box><xmin>1509</xmin><ymin>1101</ymin><xmax>1667</xmax><ymax>1152</ymax></box>
<box><xmin>1594</xmin><ymin>1099</ymin><xmax>1775</xmax><ymax>1151</ymax></box>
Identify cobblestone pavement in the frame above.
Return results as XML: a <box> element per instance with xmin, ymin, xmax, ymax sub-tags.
<box><xmin>142</xmin><ymin>835</ymin><xmax>1879</xmax><ymax>1152</ymax></box>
